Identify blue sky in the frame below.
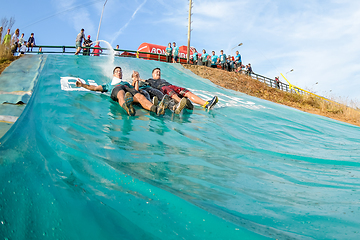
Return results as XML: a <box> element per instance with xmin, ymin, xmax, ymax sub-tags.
<box><xmin>1</xmin><ymin>0</ymin><xmax>360</xmax><ymax>106</ymax></box>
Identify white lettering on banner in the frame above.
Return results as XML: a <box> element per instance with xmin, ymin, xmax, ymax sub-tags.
<box><xmin>180</xmin><ymin>53</ymin><xmax>186</xmax><ymax>58</ymax></box>
<box><xmin>151</xmin><ymin>48</ymin><xmax>166</xmax><ymax>55</ymax></box>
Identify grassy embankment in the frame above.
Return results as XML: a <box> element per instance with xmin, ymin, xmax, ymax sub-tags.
<box><xmin>0</xmin><ymin>44</ymin><xmax>19</xmax><ymax>74</ymax></box>
<box><xmin>183</xmin><ymin>64</ymin><xmax>360</xmax><ymax>127</ymax></box>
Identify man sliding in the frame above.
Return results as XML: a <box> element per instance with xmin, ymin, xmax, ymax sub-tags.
<box><xmin>131</xmin><ymin>68</ymin><xmax>218</xmax><ymax>114</ymax></box>
<box><xmin>76</xmin><ymin>66</ymin><xmax>169</xmax><ymax>116</ymax></box>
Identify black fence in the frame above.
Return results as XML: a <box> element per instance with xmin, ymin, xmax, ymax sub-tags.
<box><xmin>26</xmin><ymin>45</ymin><xmax>304</xmax><ymax>95</ymax></box>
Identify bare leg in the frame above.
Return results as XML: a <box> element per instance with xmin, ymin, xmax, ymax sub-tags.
<box><xmin>116</xmin><ymin>90</ymin><xmax>126</xmax><ymax>106</ymax></box>
<box><xmin>133</xmin><ymin>93</ymin><xmax>153</xmax><ymax>111</ymax></box>
<box><xmin>170</xmin><ymin>93</ymin><xmax>182</xmax><ymax>103</ymax></box>
<box><xmin>184</xmin><ymin>91</ymin><xmax>206</xmax><ymax>106</ymax></box>
<box><xmin>75</xmin><ymin>47</ymin><xmax>81</xmax><ymax>55</ymax></box>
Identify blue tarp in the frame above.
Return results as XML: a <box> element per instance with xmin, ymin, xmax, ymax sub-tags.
<box><xmin>1</xmin><ymin>55</ymin><xmax>360</xmax><ymax>239</ymax></box>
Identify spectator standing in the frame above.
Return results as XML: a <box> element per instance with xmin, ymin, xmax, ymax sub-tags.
<box><xmin>38</xmin><ymin>47</ymin><xmax>43</xmax><ymax>54</ymax></box>
<box><xmin>218</xmin><ymin>50</ymin><xmax>227</xmax><ymax>70</ymax></box>
<box><xmin>75</xmin><ymin>29</ymin><xmax>85</xmax><ymax>55</ymax></box>
<box><xmin>93</xmin><ymin>41</ymin><xmax>102</xmax><ymax>56</ymax></box>
<box><xmin>172</xmin><ymin>42</ymin><xmax>179</xmax><ymax>63</ymax></box>
<box><xmin>11</xmin><ymin>28</ymin><xmax>20</xmax><ymax>54</ymax></box>
<box><xmin>192</xmin><ymin>51</ymin><xmax>198</xmax><ymax>65</ymax></box>
<box><xmin>246</xmin><ymin>63</ymin><xmax>253</xmax><ymax>76</ymax></box>
<box><xmin>114</xmin><ymin>45</ymin><xmax>121</xmax><ymax>56</ymax></box>
<box><xmin>227</xmin><ymin>55</ymin><xmax>234</xmax><ymax>71</ymax></box>
<box><xmin>27</xmin><ymin>33</ymin><xmax>36</xmax><ymax>52</ymax></box>
<box><xmin>165</xmin><ymin>42</ymin><xmax>172</xmax><ymax>63</ymax></box>
<box><xmin>210</xmin><ymin>51</ymin><xmax>218</xmax><ymax>68</ymax></box>
<box><xmin>275</xmin><ymin>76</ymin><xmax>280</xmax><ymax>89</ymax></box>
<box><xmin>82</xmin><ymin>35</ymin><xmax>93</xmax><ymax>56</ymax></box>
<box><xmin>235</xmin><ymin>50</ymin><xmax>242</xmax><ymax>69</ymax></box>
<box><xmin>201</xmin><ymin>49</ymin><xmax>209</xmax><ymax>66</ymax></box>
<box><xmin>3</xmin><ymin>29</ymin><xmax>11</xmax><ymax>46</ymax></box>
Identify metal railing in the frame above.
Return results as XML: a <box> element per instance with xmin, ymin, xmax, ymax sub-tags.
<box><xmin>249</xmin><ymin>72</ymin><xmax>306</xmax><ymax>95</ymax></box>
<box><xmin>25</xmin><ymin>45</ymin><xmax>310</xmax><ymax>97</ymax></box>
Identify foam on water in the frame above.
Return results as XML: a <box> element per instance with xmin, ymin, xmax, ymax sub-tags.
<box><xmin>1</xmin><ymin>55</ymin><xmax>360</xmax><ymax>239</ymax></box>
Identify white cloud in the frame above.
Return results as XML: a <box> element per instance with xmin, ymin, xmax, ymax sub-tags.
<box><xmin>110</xmin><ymin>0</ymin><xmax>148</xmax><ymax>45</ymax></box>
<box><xmin>52</xmin><ymin>0</ymin><xmax>96</xmax><ymax>34</ymax></box>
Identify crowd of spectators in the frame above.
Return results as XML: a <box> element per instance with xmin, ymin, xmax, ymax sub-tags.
<box><xmin>0</xmin><ymin>27</ymin><xmax>37</xmax><ymax>55</ymax></box>
<box><xmin>1</xmin><ymin>26</ymin><xmax>254</xmax><ymax>77</ymax></box>
<box><xmin>75</xmin><ymin>29</ymin><xmax>103</xmax><ymax>56</ymax></box>
<box><xmin>164</xmin><ymin>41</ymin><xmax>253</xmax><ymax>76</ymax></box>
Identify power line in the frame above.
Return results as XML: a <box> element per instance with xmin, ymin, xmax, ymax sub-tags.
<box><xmin>21</xmin><ymin>0</ymin><xmax>103</xmax><ymax>30</ymax></box>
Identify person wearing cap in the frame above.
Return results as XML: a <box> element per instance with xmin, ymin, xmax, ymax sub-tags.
<box><xmin>75</xmin><ymin>29</ymin><xmax>85</xmax><ymax>55</ymax></box>
<box><xmin>82</xmin><ymin>35</ymin><xmax>93</xmax><ymax>56</ymax></box>
<box><xmin>27</xmin><ymin>33</ymin><xmax>36</xmax><ymax>52</ymax></box>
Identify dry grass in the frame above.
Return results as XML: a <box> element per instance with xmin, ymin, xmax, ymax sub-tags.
<box><xmin>0</xmin><ymin>44</ymin><xmax>19</xmax><ymax>74</ymax></box>
<box><xmin>183</xmin><ymin>64</ymin><xmax>360</xmax><ymax>127</ymax></box>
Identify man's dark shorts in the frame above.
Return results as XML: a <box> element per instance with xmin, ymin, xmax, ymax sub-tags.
<box><xmin>111</xmin><ymin>85</ymin><xmax>139</xmax><ymax>102</ymax></box>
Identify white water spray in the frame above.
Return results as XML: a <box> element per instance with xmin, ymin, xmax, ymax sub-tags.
<box><xmin>96</xmin><ymin>40</ymin><xmax>116</xmax><ymax>78</ymax></box>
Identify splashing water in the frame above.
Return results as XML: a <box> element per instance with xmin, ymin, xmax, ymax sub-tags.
<box><xmin>96</xmin><ymin>40</ymin><xmax>117</xmax><ymax>79</ymax></box>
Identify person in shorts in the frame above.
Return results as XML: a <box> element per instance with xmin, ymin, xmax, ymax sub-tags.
<box><xmin>172</xmin><ymin>42</ymin><xmax>179</xmax><ymax>63</ymax></box>
<box><xmin>75</xmin><ymin>29</ymin><xmax>85</xmax><ymax>55</ymax></box>
<box><xmin>75</xmin><ymin>67</ymin><xmax>169</xmax><ymax>116</ymax></box>
<box><xmin>135</xmin><ymin>68</ymin><xmax>219</xmax><ymax>114</ymax></box>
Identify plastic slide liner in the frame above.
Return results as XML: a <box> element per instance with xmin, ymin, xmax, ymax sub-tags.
<box><xmin>1</xmin><ymin>55</ymin><xmax>360</xmax><ymax>239</ymax></box>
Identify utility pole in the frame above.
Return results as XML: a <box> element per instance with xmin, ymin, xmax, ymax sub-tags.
<box><xmin>186</xmin><ymin>0</ymin><xmax>193</xmax><ymax>64</ymax></box>
<box><xmin>96</xmin><ymin>0</ymin><xmax>108</xmax><ymax>42</ymax></box>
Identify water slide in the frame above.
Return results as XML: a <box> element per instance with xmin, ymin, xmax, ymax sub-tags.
<box><xmin>1</xmin><ymin>54</ymin><xmax>360</xmax><ymax>239</ymax></box>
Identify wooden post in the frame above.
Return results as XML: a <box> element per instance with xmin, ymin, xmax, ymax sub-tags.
<box><xmin>186</xmin><ymin>0</ymin><xmax>192</xmax><ymax>64</ymax></box>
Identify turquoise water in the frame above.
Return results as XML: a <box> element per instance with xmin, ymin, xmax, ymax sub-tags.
<box><xmin>1</xmin><ymin>55</ymin><xmax>360</xmax><ymax>239</ymax></box>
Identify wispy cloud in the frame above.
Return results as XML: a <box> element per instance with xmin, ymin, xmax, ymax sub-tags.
<box><xmin>110</xmin><ymin>0</ymin><xmax>147</xmax><ymax>45</ymax></box>
<box><xmin>52</xmin><ymin>0</ymin><xmax>96</xmax><ymax>34</ymax></box>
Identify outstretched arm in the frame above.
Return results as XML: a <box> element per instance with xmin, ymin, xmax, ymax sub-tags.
<box><xmin>76</xmin><ymin>79</ymin><xmax>104</xmax><ymax>92</ymax></box>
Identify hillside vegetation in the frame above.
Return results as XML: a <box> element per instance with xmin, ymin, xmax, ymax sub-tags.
<box><xmin>0</xmin><ymin>45</ymin><xmax>19</xmax><ymax>74</ymax></box>
<box><xmin>183</xmin><ymin>64</ymin><xmax>360</xmax><ymax>127</ymax></box>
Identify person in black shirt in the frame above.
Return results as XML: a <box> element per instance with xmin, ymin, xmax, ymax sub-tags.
<box><xmin>83</xmin><ymin>35</ymin><xmax>93</xmax><ymax>56</ymax></box>
<box><xmin>134</xmin><ymin>68</ymin><xmax>218</xmax><ymax>114</ymax></box>
<box><xmin>27</xmin><ymin>33</ymin><xmax>36</xmax><ymax>52</ymax></box>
